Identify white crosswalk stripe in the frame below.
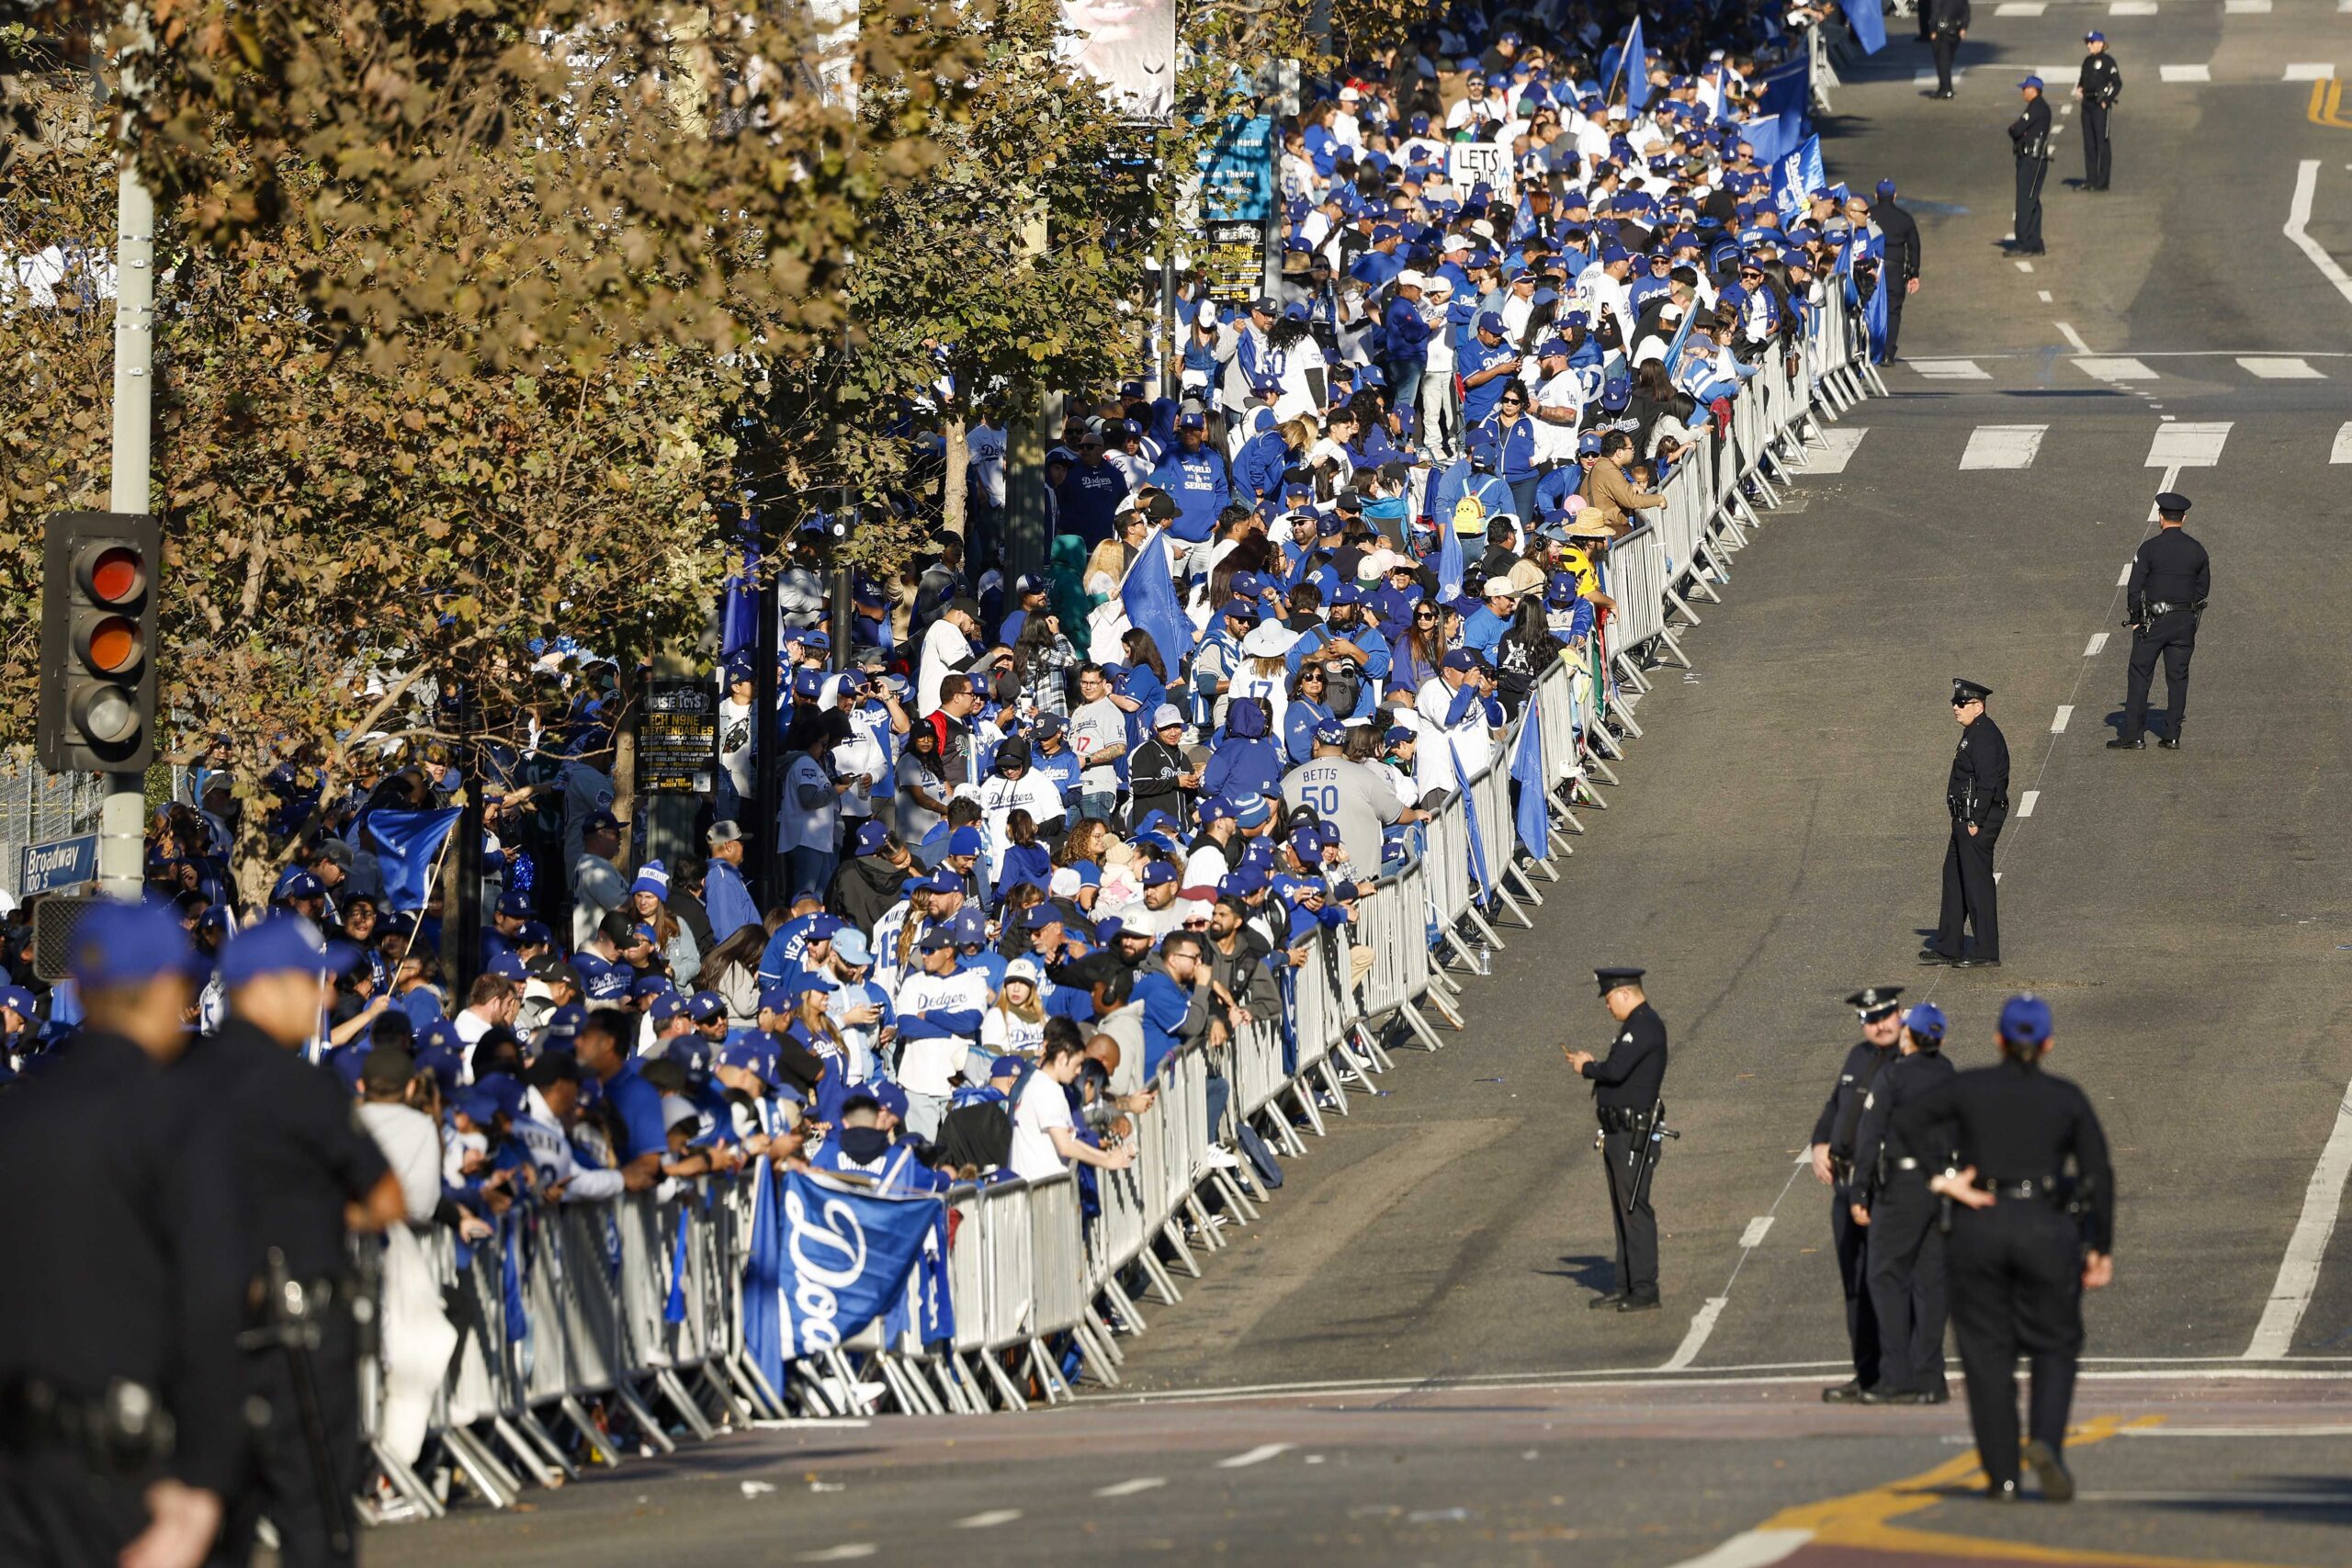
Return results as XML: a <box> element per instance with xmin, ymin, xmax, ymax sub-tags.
<box><xmin>2109</xmin><ymin>0</ymin><xmax>2157</xmax><ymax>11</ymax></box>
<box><xmin>2238</xmin><ymin>356</ymin><xmax>2324</xmax><ymax>378</ymax></box>
<box><xmin>2145</xmin><ymin>422</ymin><xmax>2231</xmax><ymax>468</ymax></box>
<box><xmin>2332</xmin><ymin>423</ymin><xmax>2352</xmax><ymax>464</ymax></box>
<box><xmin>2076</xmin><ymin>356</ymin><xmax>2158</xmax><ymax>380</ymax></box>
<box><xmin>1908</xmin><ymin>359</ymin><xmax>1989</xmax><ymax>379</ymax></box>
<box><xmin>2224</xmin><ymin>0</ymin><xmax>2271</xmax><ymax>12</ymax></box>
<box><xmin>2160</xmin><ymin>64</ymin><xmax>2211</xmax><ymax>83</ymax></box>
<box><xmin>1802</xmin><ymin>427</ymin><xmax>1870</xmax><ymax>475</ymax></box>
<box><xmin>2284</xmin><ymin>63</ymin><xmax>2337</xmax><ymax>81</ymax></box>
<box><xmin>1960</xmin><ymin>425</ymin><xmax>2048</xmax><ymax>469</ymax></box>
<box><xmin>1995</xmin><ymin>2</ymin><xmax>2045</xmax><ymax>12</ymax></box>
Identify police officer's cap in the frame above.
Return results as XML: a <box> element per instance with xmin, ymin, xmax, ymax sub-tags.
<box><xmin>1951</xmin><ymin>678</ymin><xmax>1993</xmax><ymax>706</ymax></box>
<box><xmin>1998</xmin><ymin>993</ymin><xmax>2053</xmax><ymax>1046</ymax></box>
<box><xmin>1594</xmin><ymin>966</ymin><xmax>1645</xmax><ymax>998</ymax></box>
<box><xmin>2154</xmin><ymin>491</ymin><xmax>2191</xmax><ymax>516</ymax></box>
<box><xmin>1845</xmin><ymin>985</ymin><xmax>1905</xmax><ymax>1021</ymax></box>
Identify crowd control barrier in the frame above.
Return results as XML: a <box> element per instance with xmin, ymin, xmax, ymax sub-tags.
<box><xmin>356</xmin><ymin>297</ymin><xmax>1883</xmax><ymax>1524</ymax></box>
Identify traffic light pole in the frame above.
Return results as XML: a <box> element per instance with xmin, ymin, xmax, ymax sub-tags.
<box><xmin>100</xmin><ymin>107</ymin><xmax>155</xmax><ymax>900</ymax></box>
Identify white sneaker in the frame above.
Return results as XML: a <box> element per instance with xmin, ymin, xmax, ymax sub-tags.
<box><xmin>1203</xmin><ymin>1146</ymin><xmax>1243</xmax><ymax>1171</ymax></box>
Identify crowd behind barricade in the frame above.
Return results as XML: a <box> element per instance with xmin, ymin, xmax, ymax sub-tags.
<box><xmin>0</xmin><ymin>2</ymin><xmax>1895</xmax><ymax>1539</ymax></box>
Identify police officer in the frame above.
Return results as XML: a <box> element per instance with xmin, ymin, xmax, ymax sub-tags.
<box><xmin>2073</xmin><ymin>32</ymin><xmax>2122</xmax><ymax>191</ymax></box>
<box><xmin>186</xmin><ymin>916</ymin><xmax>406</xmax><ymax>1568</ymax></box>
<box><xmin>0</xmin><ymin>901</ymin><xmax>243</xmax><ymax>1568</ymax></box>
<box><xmin>1925</xmin><ymin>679</ymin><xmax>2008</xmax><ymax>968</ymax></box>
<box><xmin>1924</xmin><ymin>0</ymin><xmax>1969</xmax><ymax>98</ymax></box>
<box><xmin>2109</xmin><ymin>491</ymin><xmax>2210</xmax><ymax>751</ymax></box>
<box><xmin>2007</xmin><ymin>77</ymin><xmax>2053</xmax><ymax>256</ymax></box>
<box><xmin>1811</xmin><ymin>987</ymin><xmax>1905</xmax><ymax>1403</ymax></box>
<box><xmin>1870</xmin><ymin>180</ymin><xmax>1922</xmax><ymax>362</ymax></box>
<box><xmin>1896</xmin><ymin>996</ymin><xmax>2114</xmax><ymax>1501</ymax></box>
<box><xmin>1851</xmin><ymin>1002</ymin><xmax>1959</xmax><ymax>1404</ymax></box>
<box><xmin>1563</xmin><ymin>967</ymin><xmax>1669</xmax><ymax>1312</ymax></box>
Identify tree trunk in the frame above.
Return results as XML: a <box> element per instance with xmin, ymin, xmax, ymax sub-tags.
<box><xmin>611</xmin><ymin>652</ymin><xmax>639</xmax><ymax>871</ymax></box>
<box><xmin>941</xmin><ymin>409</ymin><xmax>969</xmax><ymax>541</ymax></box>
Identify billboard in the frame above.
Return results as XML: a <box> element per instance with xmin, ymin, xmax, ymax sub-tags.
<box><xmin>1059</xmin><ymin>0</ymin><xmax>1175</xmax><ymax>123</ymax></box>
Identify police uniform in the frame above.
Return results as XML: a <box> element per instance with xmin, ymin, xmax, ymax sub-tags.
<box><xmin>1892</xmin><ymin>996</ymin><xmax>2114</xmax><ymax>1501</ymax></box>
<box><xmin>0</xmin><ymin>905</ymin><xmax>244</xmax><ymax>1565</ymax></box>
<box><xmin>2075</xmin><ymin>37</ymin><xmax>2122</xmax><ymax>191</ymax></box>
<box><xmin>1851</xmin><ymin>1003</ymin><xmax>1958</xmax><ymax>1402</ymax></box>
<box><xmin>1577</xmin><ymin>967</ymin><xmax>1669</xmax><ymax>1310</ymax></box>
<box><xmin>2109</xmin><ymin>491</ymin><xmax>2210</xmax><ymax>750</ymax></box>
<box><xmin>187</xmin><ymin>919</ymin><xmax>396</xmax><ymax>1568</ymax></box>
<box><xmin>2007</xmin><ymin>83</ymin><xmax>2053</xmax><ymax>255</ymax></box>
<box><xmin>1814</xmin><ymin>987</ymin><xmax>1904</xmax><ymax>1402</ymax></box>
<box><xmin>1926</xmin><ymin>679</ymin><xmax>2007</xmax><ymax>967</ymax></box>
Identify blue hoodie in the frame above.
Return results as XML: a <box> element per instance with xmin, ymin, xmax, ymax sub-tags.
<box><xmin>1202</xmin><ymin>697</ymin><xmax>1284</xmax><ymax>800</ymax></box>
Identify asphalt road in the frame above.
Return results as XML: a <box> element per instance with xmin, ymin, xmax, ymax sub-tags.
<box><xmin>367</xmin><ymin>9</ymin><xmax>2352</xmax><ymax>1564</ymax></box>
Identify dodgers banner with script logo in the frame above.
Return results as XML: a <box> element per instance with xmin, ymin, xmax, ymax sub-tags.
<box><xmin>742</xmin><ymin>1166</ymin><xmax>952</xmax><ymax>1393</ymax></box>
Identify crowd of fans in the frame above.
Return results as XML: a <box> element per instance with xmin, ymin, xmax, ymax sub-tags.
<box><xmin>0</xmin><ymin>1</ymin><xmax>1882</xmax><ymax>1300</ymax></box>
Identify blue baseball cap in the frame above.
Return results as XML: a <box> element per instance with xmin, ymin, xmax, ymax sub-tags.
<box><xmin>1998</xmin><ymin>994</ymin><xmax>2053</xmax><ymax>1045</ymax></box>
<box><xmin>757</xmin><ymin>985</ymin><xmax>797</xmax><ymax>1013</ymax></box>
<box><xmin>1220</xmin><ymin>866</ymin><xmax>1270</xmax><ymax>896</ymax></box>
<box><xmin>989</xmin><ymin>1054</ymin><xmax>1027</xmax><ymax>1079</ymax></box>
<box><xmin>651</xmin><ymin>993</ymin><xmax>689</xmax><ymax>1022</ymax></box>
<box><xmin>686</xmin><ymin>990</ymin><xmax>725</xmax><ymax>1022</ymax></box>
<box><xmin>1312</xmin><ymin>718</ymin><xmax>1348</xmax><ymax>745</ymax></box>
<box><xmin>1903</xmin><ymin>1003</ymin><xmax>1947</xmax><ymax>1042</ymax></box>
<box><xmin>215</xmin><ymin>914</ymin><xmax>362</xmax><ymax>989</ymax></box>
<box><xmin>67</xmin><ymin>901</ymin><xmax>207</xmax><ymax>990</ymax></box>
<box><xmin>831</xmin><ymin>928</ymin><xmax>872</xmax><ymax>967</ymax></box>
<box><xmin>0</xmin><ymin>985</ymin><xmax>35</xmax><ymax>1018</ymax></box>
<box><xmin>486</xmin><ymin>952</ymin><xmax>528</xmax><ymax>981</ymax></box>
<box><xmin>2018</xmin><ymin>74</ymin><xmax>2044</xmax><ymax>90</ymax></box>
<box><xmin>718</xmin><ymin>1040</ymin><xmax>772</xmax><ymax>1076</ymax></box>
<box><xmin>946</xmin><ymin>826</ymin><xmax>985</xmax><ymax>858</ymax></box>
<box><xmin>2084</xmin><ymin>29</ymin><xmax>2105</xmax><ymax>42</ymax></box>
<box><xmin>872</xmin><ymin>1082</ymin><xmax>910</xmax><ymax>1121</ymax></box>
<box><xmin>1476</xmin><ymin>310</ymin><xmax>1506</xmax><ymax>335</ymax></box>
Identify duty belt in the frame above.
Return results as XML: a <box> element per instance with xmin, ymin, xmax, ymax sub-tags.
<box><xmin>1978</xmin><ymin>1176</ymin><xmax>2064</xmax><ymax>1201</ymax></box>
<box><xmin>0</xmin><ymin>1377</ymin><xmax>174</xmax><ymax>1472</ymax></box>
<box><xmin>1596</xmin><ymin>1106</ymin><xmax>1646</xmax><ymax>1133</ymax></box>
<box><xmin>1892</xmin><ymin>1156</ymin><xmax>1924</xmax><ymax>1172</ymax></box>
<box><xmin>2144</xmin><ymin>601</ymin><xmax>2199</xmax><ymax>616</ymax></box>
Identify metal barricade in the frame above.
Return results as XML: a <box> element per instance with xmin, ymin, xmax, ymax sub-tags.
<box><xmin>1604</xmin><ymin>525</ymin><xmax>1668</xmax><ymax>651</ymax></box>
<box><xmin>1026</xmin><ymin>1171</ymin><xmax>1087</xmax><ymax>1339</ymax></box>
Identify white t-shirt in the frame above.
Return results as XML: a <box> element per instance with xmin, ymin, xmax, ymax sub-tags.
<box><xmin>1008</xmin><ymin>1071</ymin><xmax>1076</xmax><ymax>1181</ymax></box>
<box><xmin>917</xmin><ymin>617</ymin><xmax>975</xmax><ymax>717</ymax></box>
<box><xmin>966</xmin><ymin>422</ymin><xmax>1009</xmax><ymax>507</ymax></box>
<box><xmin>980</xmin><ymin>1008</ymin><xmax>1046</xmax><ymax>1058</ymax></box>
<box><xmin>718</xmin><ymin>695</ymin><xmax>756</xmax><ymax>796</ymax></box>
<box><xmin>1270</xmin><ymin>333</ymin><xmax>1330</xmax><ymax>423</ymax></box>
<box><xmin>358</xmin><ymin>1101</ymin><xmax>443</xmax><ymax>1224</ymax></box>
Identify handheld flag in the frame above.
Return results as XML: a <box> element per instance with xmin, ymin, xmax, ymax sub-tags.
<box><xmin>1119</xmin><ymin>526</ymin><xmax>1196</xmax><ymax>668</ymax></box>
<box><xmin>365</xmin><ymin>807</ymin><xmax>461</xmax><ymax>913</ymax></box>
<box><xmin>1510</xmin><ymin>695</ymin><xmax>1552</xmax><ymax>861</ymax></box>
<box><xmin>1614</xmin><ymin>17</ymin><xmax>1653</xmax><ymax>112</ymax></box>
<box><xmin>1839</xmin><ymin>0</ymin><xmax>1887</xmax><ymax>55</ymax></box>
<box><xmin>1437</xmin><ymin>507</ymin><xmax>1464</xmax><ymax>604</ymax></box>
<box><xmin>742</xmin><ymin>1166</ymin><xmax>952</xmax><ymax>1396</ymax></box>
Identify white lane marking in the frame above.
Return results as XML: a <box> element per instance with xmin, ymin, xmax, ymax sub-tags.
<box><xmin>2038</xmin><ymin>289</ymin><xmax>2053</xmax><ymax>302</ymax></box>
<box><xmin>2225</xmin><ymin>0</ymin><xmax>2270</xmax><ymax>11</ymax></box>
<box><xmin>1664</xmin><ymin>1528</ymin><xmax>1817</xmax><ymax>1568</ymax></box>
<box><xmin>956</xmin><ymin>1510</ymin><xmax>1023</xmax><ymax>1529</ymax></box>
<box><xmin>1916</xmin><ymin>68</ymin><xmax>1969</xmax><ymax>86</ymax></box>
<box><xmin>1095</xmin><ymin>1477</ymin><xmax>1168</xmax><ymax>1497</ymax></box>
<box><xmin>2145</xmin><ymin>421</ymin><xmax>2230</xmax><ymax>468</ymax></box>
<box><xmin>2288</xmin><ymin>161</ymin><xmax>2352</xmax><ymax>309</ymax></box>
<box><xmin>1960</xmin><ymin>424</ymin><xmax>2048</xmax><ymax>469</ymax></box>
<box><xmin>2085</xmin><ymin>631</ymin><xmax>2109</xmax><ymax>657</ymax></box>
<box><xmin>1739</xmin><ymin>1216</ymin><xmax>1776</xmax><ymax>1248</ymax></box>
<box><xmin>1217</xmin><ymin>1443</ymin><xmax>1294</xmax><ymax>1468</ymax></box>
<box><xmin>2018</xmin><ymin>791</ymin><xmax>2041</xmax><ymax>819</ymax></box>
<box><xmin>2238</xmin><ymin>355</ymin><xmax>2324</xmax><ymax>378</ymax></box>
<box><xmin>2246</xmin><ymin>1082</ymin><xmax>2352</xmax><ymax>1358</ymax></box>
<box><xmin>799</xmin><ymin>1549</ymin><xmax>878</xmax><ymax>1562</ymax></box>
<box><xmin>2051</xmin><ymin>705</ymin><xmax>2073</xmax><ymax>734</ymax></box>
<box><xmin>1909</xmin><ymin>358</ymin><xmax>1990</xmax><ymax>378</ymax></box>
<box><xmin>1996</xmin><ymin>1</ymin><xmax>2045</xmax><ymax>11</ymax></box>
<box><xmin>2332</xmin><ymin>422</ymin><xmax>2352</xmax><ymax>463</ymax></box>
<box><xmin>2285</xmin><ymin>62</ymin><xmax>2338</xmax><ymax>82</ymax></box>
<box><xmin>1993</xmin><ymin>871</ymin><xmax>2003</xmax><ymax>884</ymax></box>
<box><xmin>1803</xmin><ymin>426</ymin><xmax>1869</xmax><ymax>475</ymax></box>
<box><xmin>2110</xmin><ymin>0</ymin><xmax>2157</xmax><ymax>11</ymax></box>
<box><xmin>2076</xmin><ymin>356</ymin><xmax>2158</xmax><ymax>380</ymax></box>
<box><xmin>2160</xmin><ymin>64</ymin><xmax>2211</xmax><ymax>83</ymax></box>
<box><xmin>2016</xmin><ymin>260</ymin><xmax>2036</xmax><ymax>273</ymax></box>
<box><xmin>2117</xmin><ymin>562</ymin><xmax>2132</xmax><ymax>586</ymax></box>
<box><xmin>2053</xmin><ymin>321</ymin><xmax>2091</xmax><ymax>353</ymax></box>
<box><xmin>1662</xmin><ymin>1297</ymin><xmax>1730</xmax><ymax>1372</ymax></box>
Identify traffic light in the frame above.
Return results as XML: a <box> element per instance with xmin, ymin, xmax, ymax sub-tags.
<box><xmin>38</xmin><ymin>511</ymin><xmax>160</xmax><ymax>774</ymax></box>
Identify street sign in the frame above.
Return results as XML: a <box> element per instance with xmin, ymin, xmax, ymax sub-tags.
<box><xmin>19</xmin><ymin>833</ymin><xmax>99</xmax><ymax>897</ymax></box>
<box><xmin>639</xmin><ymin>680</ymin><xmax>718</xmax><ymax>795</ymax></box>
<box><xmin>1201</xmin><ymin>113</ymin><xmax>1275</xmax><ymax>223</ymax></box>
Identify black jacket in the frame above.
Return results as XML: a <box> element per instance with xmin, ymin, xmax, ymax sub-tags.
<box><xmin>1580</xmin><ymin>1000</ymin><xmax>1669</xmax><ymax>1110</ymax></box>
<box><xmin>1871</xmin><ymin>199</ymin><xmax>1922</xmax><ymax>282</ymax></box>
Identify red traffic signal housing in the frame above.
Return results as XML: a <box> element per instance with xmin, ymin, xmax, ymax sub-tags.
<box><xmin>39</xmin><ymin>513</ymin><xmax>161</xmax><ymax>774</ymax></box>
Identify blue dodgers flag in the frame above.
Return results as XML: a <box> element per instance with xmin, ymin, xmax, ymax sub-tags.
<box><xmin>1120</xmin><ymin>527</ymin><xmax>1196</xmax><ymax>668</ymax></box>
<box><xmin>1618</xmin><ymin>17</ymin><xmax>1652</xmax><ymax>111</ymax></box>
<box><xmin>718</xmin><ymin>538</ymin><xmax>759</xmax><ymax>659</ymax></box>
<box><xmin>365</xmin><ymin>807</ymin><xmax>461</xmax><ymax>912</ymax></box>
<box><xmin>742</xmin><ymin>1166</ymin><xmax>952</xmax><ymax>1394</ymax></box>
<box><xmin>1436</xmin><ymin>507</ymin><xmax>1464</xmax><ymax>604</ymax></box>
<box><xmin>1449</xmin><ymin>737</ymin><xmax>1492</xmax><ymax>898</ymax></box>
<box><xmin>1743</xmin><ymin>107</ymin><xmax>1801</xmax><ymax>169</ymax></box>
<box><xmin>1510</xmin><ymin>697</ymin><xmax>1551</xmax><ymax>862</ymax></box>
<box><xmin>1839</xmin><ymin>0</ymin><xmax>1887</xmax><ymax>54</ymax></box>
<box><xmin>1863</xmin><ymin>263</ymin><xmax>1891</xmax><ymax>362</ymax></box>
<box><xmin>1770</xmin><ymin>135</ymin><xmax>1826</xmax><ymax>222</ymax></box>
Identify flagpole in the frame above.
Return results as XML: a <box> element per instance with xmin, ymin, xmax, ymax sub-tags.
<box><xmin>395</xmin><ymin>814</ymin><xmax>466</xmax><ymax>971</ymax></box>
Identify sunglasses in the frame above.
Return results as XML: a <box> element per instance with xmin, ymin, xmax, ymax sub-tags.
<box><xmin>1414</xmin><ymin>609</ymin><xmax>1437</xmax><ymax>620</ymax></box>
<box><xmin>1302</xmin><ymin>671</ymin><xmax>1328</xmax><ymax>682</ymax></box>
